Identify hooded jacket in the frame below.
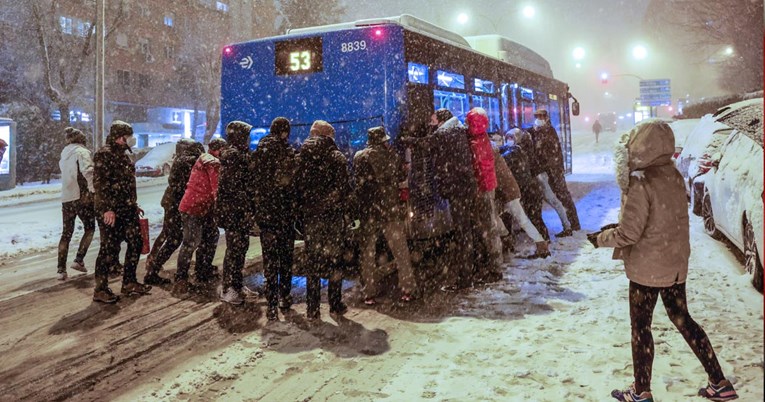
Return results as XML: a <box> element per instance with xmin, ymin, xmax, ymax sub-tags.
<box><xmin>179</xmin><ymin>153</ymin><xmax>220</xmax><ymax>216</ymax></box>
<box><xmin>492</xmin><ymin>146</ymin><xmax>521</xmax><ymax>205</ymax></box>
<box><xmin>353</xmin><ymin>142</ymin><xmax>407</xmax><ymax>225</ymax></box>
<box><xmin>216</xmin><ymin>121</ymin><xmax>255</xmax><ymax>230</ymax></box>
<box><xmin>160</xmin><ymin>140</ymin><xmax>203</xmax><ymax>211</ymax></box>
<box><xmin>93</xmin><ymin>121</ymin><xmax>138</xmax><ymax>215</ymax></box>
<box><xmin>597</xmin><ymin>120</ymin><xmax>690</xmax><ymax>287</ymax></box>
<box><xmin>253</xmin><ymin>132</ymin><xmax>297</xmax><ymax>229</ymax></box>
<box><xmin>466</xmin><ymin>109</ymin><xmax>498</xmax><ymax>193</ymax></box>
<box><xmin>528</xmin><ymin>122</ymin><xmax>565</xmax><ymax>177</ymax></box>
<box><xmin>501</xmin><ymin>133</ymin><xmax>542</xmax><ymax>206</ymax></box>
<box><xmin>426</xmin><ymin>116</ymin><xmax>478</xmax><ymax>200</ymax></box>
<box><xmin>294</xmin><ymin>135</ymin><xmax>353</xmax><ymax>223</ymax></box>
<box><xmin>59</xmin><ymin>143</ymin><xmax>95</xmax><ymax>203</ymax></box>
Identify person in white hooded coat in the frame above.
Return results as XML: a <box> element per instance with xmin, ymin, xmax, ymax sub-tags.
<box><xmin>56</xmin><ymin>127</ymin><xmax>96</xmax><ymax>280</ymax></box>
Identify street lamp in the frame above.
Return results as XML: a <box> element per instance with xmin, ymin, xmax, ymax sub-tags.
<box><xmin>632</xmin><ymin>45</ymin><xmax>647</xmax><ymax>60</ymax></box>
<box><xmin>572</xmin><ymin>47</ymin><xmax>585</xmax><ymax>60</ymax></box>
<box><xmin>724</xmin><ymin>46</ymin><xmax>734</xmax><ymax>55</ymax></box>
<box><xmin>456</xmin><ymin>12</ymin><xmax>499</xmax><ymax>33</ymax></box>
<box><xmin>522</xmin><ymin>5</ymin><xmax>536</xmax><ymax>18</ymax></box>
<box><xmin>457</xmin><ymin>12</ymin><xmax>469</xmax><ymax>25</ymax></box>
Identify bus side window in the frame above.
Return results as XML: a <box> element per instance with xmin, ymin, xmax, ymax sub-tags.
<box><xmin>434</xmin><ymin>89</ymin><xmax>468</xmax><ymax>123</ymax></box>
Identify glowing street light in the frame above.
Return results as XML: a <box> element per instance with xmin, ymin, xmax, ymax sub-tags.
<box><xmin>632</xmin><ymin>45</ymin><xmax>647</xmax><ymax>60</ymax></box>
<box><xmin>457</xmin><ymin>12</ymin><xmax>469</xmax><ymax>25</ymax></box>
<box><xmin>575</xmin><ymin>63</ymin><xmax>581</xmax><ymax>69</ymax></box>
<box><xmin>572</xmin><ymin>47</ymin><xmax>585</xmax><ymax>60</ymax></box>
<box><xmin>724</xmin><ymin>46</ymin><xmax>734</xmax><ymax>55</ymax></box>
<box><xmin>522</xmin><ymin>5</ymin><xmax>536</xmax><ymax>18</ymax></box>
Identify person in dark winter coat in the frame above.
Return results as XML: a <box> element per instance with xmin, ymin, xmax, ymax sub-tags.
<box><xmin>528</xmin><ymin>108</ymin><xmax>580</xmax><ymax>234</ymax></box>
<box><xmin>501</xmin><ymin>128</ymin><xmax>549</xmax><ymax>241</ymax></box>
<box><xmin>145</xmin><ymin>139</ymin><xmax>204</xmax><ymax>285</ymax></box>
<box><xmin>217</xmin><ymin>121</ymin><xmax>256</xmax><ymax>305</ymax></box>
<box><xmin>57</xmin><ymin>127</ymin><xmax>95</xmax><ymax>280</ymax></box>
<box><xmin>403</xmin><ymin>109</ymin><xmax>478</xmax><ymax>290</ymax></box>
<box><xmin>589</xmin><ymin>120</ymin><xmax>737</xmax><ymax>402</ymax></box>
<box><xmin>465</xmin><ymin>107</ymin><xmax>503</xmax><ymax>283</ymax></box>
<box><xmin>592</xmin><ymin>119</ymin><xmax>602</xmax><ymax>143</ymax></box>
<box><xmin>92</xmin><ymin>120</ymin><xmax>152</xmax><ymax>303</ymax></box>
<box><xmin>253</xmin><ymin>117</ymin><xmax>298</xmax><ymax>321</ymax></box>
<box><xmin>173</xmin><ymin>138</ymin><xmax>226</xmax><ymax>296</ymax></box>
<box><xmin>354</xmin><ymin>126</ymin><xmax>415</xmax><ymax>305</ymax></box>
<box><xmin>294</xmin><ymin>120</ymin><xmax>353</xmax><ymax>320</ymax></box>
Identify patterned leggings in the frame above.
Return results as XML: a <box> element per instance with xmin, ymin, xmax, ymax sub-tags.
<box><xmin>629</xmin><ymin>281</ymin><xmax>725</xmax><ymax>393</ymax></box>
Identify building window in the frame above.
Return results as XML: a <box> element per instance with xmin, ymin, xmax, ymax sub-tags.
<box><xmin>216</xmin><ymin>1</ymin><xmax>228</xmax><ymax>12</ymax></box>
<box><xmin>164</xmin><ymin>45</ymin><xmax>175</xmax><ymax>60</ymax></box>
<box><xmin>164</xmin><ymin>13</ymin><xmax>173</xmax><ymax>27</ymax></box>
<box><xmin>139</xmin><ymin>38</ymin><xmax>150</xmax><ymax>55</ymax></box>
<box><xmin>117</xmin><ymin>70</ymin><xmax>131</xmax><ymax>88</ymax></box>
<box><xmin>138</xmin><ymin>4</ymin><xmax>150</xmax><ymax>17</ymax></box>
<box><xmin>59</xmin><ymin>16</ymin><xmax>73</xmax><ymax>35</ymax></box>
<box><xmin>138</xmin><ymin>74</ymin><xmax>151</xmax><ymax>89</ymax></box>
<box><xmin>115</xmin><ymin>33</ymin><xmax>128</xmax><ymax>48</ymax></box>
<box><xmin>77</xmin><ymin>20</ymin><xmax>91</xmax><ymax>37</ymax></box>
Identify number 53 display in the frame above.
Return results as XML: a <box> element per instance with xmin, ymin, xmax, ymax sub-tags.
<box><xmin>289</xmin><ymin>51</ymin><xmax>311</xmax><ymax>71</ymax></box>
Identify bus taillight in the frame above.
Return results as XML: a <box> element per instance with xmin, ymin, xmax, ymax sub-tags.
<box><xmin>374</xmin><ymin>29</ymin><xmax>383</xmax><ymax>37</ymax></box>
<box><xmin>223</xmin><ymin>46</ymin><xmax>232</xmax><ymax>55</ymax></box>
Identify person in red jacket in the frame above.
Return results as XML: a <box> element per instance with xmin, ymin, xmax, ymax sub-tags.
<box><xmin>173</xmin><ymin>138</ymin><xmax>226</xmax><ymax>295</ymax></box>
<box><xmin>466</xmin><ymin>107</ymin><xmax>502</xmax><ymax>283</ymax></box>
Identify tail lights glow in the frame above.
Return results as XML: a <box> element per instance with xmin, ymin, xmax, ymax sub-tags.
<box><xmin>375</xmin><ymin>29</ymin><xmax>383</xmax><ymax>37</ymax></box>
<box><xmin>224</xmin><ymin>46</ymin><xmax>232</xmax><ymax>55</ymax></box>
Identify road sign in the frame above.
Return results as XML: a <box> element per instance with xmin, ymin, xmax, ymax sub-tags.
<box><xmin>639</xmin><ymin>79</ymin><xmax>671</xmax><ymax>107</ymax></box>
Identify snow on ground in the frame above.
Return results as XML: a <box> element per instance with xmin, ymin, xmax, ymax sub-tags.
<box><xmin>0</xmin><ymin>176</ymin><xmax>167</xmax><ymax>261</ymax></box>
<box><xmin>110</xmin><ymin>129</ymin><xmax>762</xmax><ymax>402</ymax></box>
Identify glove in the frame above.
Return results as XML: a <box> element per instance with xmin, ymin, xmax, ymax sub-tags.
<box><xmin>586</xmin><ymin>232</ymin><xmax>600</xmax><ymax>248</ymax></box>
<box><xmin>399</xmin><ymin>187</ymin><xmax>410</xmax><ymax>201</ymax></box>
<box><xmin>600</xmin><ymin>223</ymin><xmax>619</xmax><ymax>231</ymax></box>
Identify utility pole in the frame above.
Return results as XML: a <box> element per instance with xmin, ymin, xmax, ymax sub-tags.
<box><xmin>94</xmin><ymin>0</ymin><xmax>105</xmax><ymax>150</ymax></box>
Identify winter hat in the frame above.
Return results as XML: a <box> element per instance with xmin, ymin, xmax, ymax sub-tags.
<box><xmin>108</xmin><ymin>120</ymin><xmax>133</xmax><ymax>141</ymax></box>
<box><xmin>310</xmin><ymin>120</ymin><xmax>335</xmax><ymax>138</ymax></box>
<box><xmin>175</xmin><ymin>138</ymin><xmax>197</xmax><ymax>155</ymax></box>
<box><xmin>65</xmin><ymin>127</ymin><xmax>87</xmax><ymax>145</ymax></box>
<box><xmin>225</xmin><ymin>120</ymin><xmax>253</xmax><ymax>151</ymax></box>
<box><xmin>434</xmin><ymin>108</ymin><xmax>453</xmax><ymax>124</ymax></box>
<box><xmin>367</xmin><ymin>126</ymin><xmax>390</xmax><ymax>145</ymax></box>
<box><xmin>533</xmin><ymin>108</ymin><xmax>549</xmax><ymax>119</ymax></box>
<box><xmin>208</xmin><ymin>137</ymin><xmax>227</xmax><ymax>152</ymax></box>
<box><xmin>466</xmin><ymin>107</ymin><xmax>489</xmax><ymax>136</ymax></box>
<box><xmin>270</xmin><ymin>117</ymin><xmax>290</xmax><ymax>137</ymax></box>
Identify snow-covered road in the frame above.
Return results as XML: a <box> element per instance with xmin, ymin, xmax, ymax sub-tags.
<box><xmin>0</xmin><ymin>130</ymin><xmax>761</xmax><ymax>401</ymax></box>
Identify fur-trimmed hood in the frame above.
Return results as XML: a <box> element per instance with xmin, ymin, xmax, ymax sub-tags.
<box><xmin>614</xmin><ymin>119</ymin><xmax>676</xmax><ymax>193</ymax></box>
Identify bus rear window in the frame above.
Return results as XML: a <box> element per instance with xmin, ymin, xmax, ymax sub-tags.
<box><xmin>408</xmin><ymin>62</ymin><xmax>428</xmax><ymax>84</ymax></box>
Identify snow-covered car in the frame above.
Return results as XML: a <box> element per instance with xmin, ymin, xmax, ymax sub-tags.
<box><xmin>701</xmin><ymin>98</ymin><xmax>763</xmax><ymax>291</ymax></box>
<box><xmin>669</xmin><ymin>118</ymin><xmax>701</xmax><ymax>159</ymax></box>
<box><xmin>674</xmin><ymin>114</ymin><xmax>732</xmax><ymax>198</ymax></box>
<box><xmin>134</xmin><ymin>142</ymin><xmax>176</xmax><ymax>177</ymax></box>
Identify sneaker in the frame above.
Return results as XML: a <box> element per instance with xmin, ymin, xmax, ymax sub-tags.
<box><xmin>242</xmin><ymin>284</ymin><xmax>259</xmax><ymax>297</ymax></box>
<box><xmin>330</xmin><ymin>302</ymin><xmax>348</xmax><ymax>316</ymax></box>
<box><xmin>556</xmin><ymin>229</ymin><xmax>573</xmax><ymax>238</ymax></box>
<box><xmin>220</xmin><ymin>287</ymin><xmax>244</xmax><ymax>305</ymax></box>
<box><xmin>93</xmin><ymin>288</ymin><xmax>119</xmax><ymax>304</ymax></box>
<box><xmin>172</xmin><ymin>279</ymin><xmax>190</xmax><ymax>296</ymax></box>
<box><xmin>57</xmin><ymin>271</ymin><xmax>68</xmax><ymax>281</ymax></box>
<box><xmin>121</xmin><ymin>281</ymin><xmax>152</xmax><ymax>296</ymax></box>
<box><xmin>144</xmin><ymin>272</ymin><xmax>171</xmax><ymax>286</ymax></box>
<box><xmin>698</xmin><ymin>379</ymin><xmax>738</xmax><ymax>401</ymax></box>
<box><xmin>611</xmin><ymin>384</ymin><xmax>653</xmax><ymax>402</ymax></box>
<box><xmin>70</xmin><ymin>261</ymin><xmax>87</xmax><ymax>273</ymax></box>
<box><xmin>534</xmin><ymin>241</ymin><xmax>551</xmax><ymax>258</ymax></box>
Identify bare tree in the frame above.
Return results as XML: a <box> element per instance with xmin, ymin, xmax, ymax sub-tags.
<box><xmin>177</xmin><ymin>1</ymin><xmax>278</xmax><ymax>144</ymax></box>
<box><xmin>28</xmin><ymin>0</ymin><xmax>126</xmax><ymax>125</ymax></box>
<box><xmin>644</xmin><ymin>0</ymin><xmax>763</xmax><ymax>93</ymax></box>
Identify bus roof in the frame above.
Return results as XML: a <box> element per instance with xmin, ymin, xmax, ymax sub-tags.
<box><xmin>286</xmin><ymin>14</ymin><xmax>470</xmax><ymax>48</ymax></box>
<box><xmin>286</xmin><ymin>14</ymin><xmax>555</xmax><ymax>79</ymax></box>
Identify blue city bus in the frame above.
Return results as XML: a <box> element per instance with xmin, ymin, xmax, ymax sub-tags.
<box><xmin>221</xmin><ymin>15</ymin><xmax>579</xmax><ymax>242</ymax></box>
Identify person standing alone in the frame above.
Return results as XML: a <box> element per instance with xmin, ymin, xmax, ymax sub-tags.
<box><xmin>57</xmin><ymin>127</ymin><xmax>95</xmax><ymax>280</ymax></box>
<box><xmin>92</xmin><ymin>121</ymin><xmax>152</xmax><ymax>303</ymax></box>
<box><xmin>592</xmin><ymin>119</ymin><xmax>602</xmax><ymax>144</ymax></box>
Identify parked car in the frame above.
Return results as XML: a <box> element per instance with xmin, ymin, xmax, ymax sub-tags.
<box><xmin>135</xmin><ymin>142</ymin><xmax>176</xmax><ymax>176</ymax></box>
<box><xmin>674</xmin><ymin>114</ymin><xmax>732</xmax><ymax>200</ymax></box>
<box><xmin>701</xmin><ymin>98</ymin><xmax>763</xmax><ymax>291</ymax></box>
<box><xmin>669</xmin><ymin>118</ymin><xmax>701</xmax><ymax>160</ymax></box>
